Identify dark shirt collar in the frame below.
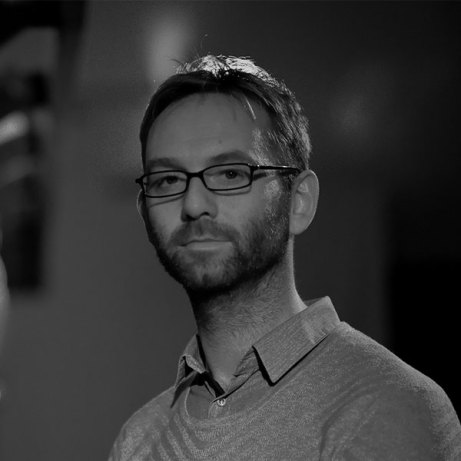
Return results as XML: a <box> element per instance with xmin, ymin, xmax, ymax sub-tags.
<box><xmin>175</xmin><ymin>296</ymin><xmax>340</xmax><ymax>389</ymax></box>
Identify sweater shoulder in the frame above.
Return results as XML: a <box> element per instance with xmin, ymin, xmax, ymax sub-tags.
<box><xmin>324</xmin><ymin>322</ymin><xmax>458</xmax><ymax>420</ymax></box>
<box><xmin>330</xmin><ymin>323</ymin><xmax>439</xmax><ymax>389</ymax></box>
<box><xmin>318</xmin><ymin>324</ymin><xmax>461</xmax><ymax>457</ymax></box>
<box><xmin>108</xmin><ymin>386</ymin><xmax>175</xmax><ymax>461</ymax></box>
<box><xmin>124</xmin><ymin>385</ymin><xmax>175</xmax><ymax>434</ymax></box>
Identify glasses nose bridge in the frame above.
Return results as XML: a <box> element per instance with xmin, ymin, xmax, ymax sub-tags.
<box><xmin>185</xmin><ymin>169</ymin><xmax>211</xmax><ymax>193</ymax></box>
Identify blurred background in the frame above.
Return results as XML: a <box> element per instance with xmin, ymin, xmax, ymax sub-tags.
<box><xmin>0</xmin><ymin>1</ymin><xmax>460</xmax><ymax>459</ymax></box>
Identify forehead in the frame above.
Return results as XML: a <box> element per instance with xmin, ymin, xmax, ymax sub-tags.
<box><xmin>145</xmin><ymin>93</ymin><xmax>272</xmax><ymax>169</ymax></box>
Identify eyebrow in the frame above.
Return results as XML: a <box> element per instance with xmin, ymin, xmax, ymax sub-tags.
<box><xmin>145</xmin><ymin>157</ymin><xmax>183</xmax><ymax>171</ymax></box>
<box><xmin>145</xmin><ymin>150</ymin><xmax>254</xmax><ymax>172</ymax></box>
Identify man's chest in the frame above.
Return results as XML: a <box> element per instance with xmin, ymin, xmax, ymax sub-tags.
<box><xmin>137</xmin><ymin>380</ymin><xmax>333</xmax><ymax>461</ymax></box>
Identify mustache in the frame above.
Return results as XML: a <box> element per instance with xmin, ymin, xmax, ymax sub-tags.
<box><xmin>170</xmin><ymin>220</ymin><xmax>240</xmax><ymax>246</ymax></box>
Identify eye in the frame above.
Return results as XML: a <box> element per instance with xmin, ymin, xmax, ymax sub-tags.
<box><xmin>223</xmin><ymin>168</ymin><xmax>241</xmax><ymax>179</ymax></box>
<box><xmin>161</xmin><ymin>175</ymin><xmax>180</xmax><ymax>185</ymax></box>
<box><xmin>153</xmin><ymin>174</ymin><xmax>179</xmax><ymax>187</ymax></box>
<box><xmin>217</xmin><ymin>166</ymin><xmax>249</xmax><ymax>181</ymax></box>
<box><xmin>148</xmin><ymin>172</ymin><xmax>186</xmax><ymax>192</ymax></box>
<box><xmin>205</xmin><ymin>164</ymin><xmax>251</xmax><ymax>189</ymax></box>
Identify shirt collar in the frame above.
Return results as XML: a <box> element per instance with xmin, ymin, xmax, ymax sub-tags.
<box><xmin>175</xmin><ymin>334</ymin><xmax>206</xmax><ymax>389</ymax></box>
<box><xmin>253</xmin><ymin>296</ymin><xmax>340</xmax><ymax>384</ymax></box>
<box><xmin>175</xmin><ymin>296</ymin><xmax>340</xmax><ymax>388</ymax></box>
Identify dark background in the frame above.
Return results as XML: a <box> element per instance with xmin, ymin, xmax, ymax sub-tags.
<box><xmin>0</xmin><ymin>2</ymin><xmax>460</xmax><ymax>460</ymax></box>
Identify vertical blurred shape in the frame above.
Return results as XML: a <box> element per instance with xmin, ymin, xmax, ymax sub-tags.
<box><xmin>0</xmin><ymin>72</ymin><xmax>50</xmax><ymax>290</ymax></box>
<box><xmin>0</xmin><ymin>228</ymin><xmax>8</xmax><ymax>407</ymax></box>
<box><xmin>144</xmin><ymin>8</ymin><xmax>196</xmax><ymax>84</ymax></box>
<box><xmin>0</xmin><ymin>234</ymin><xmax>8</xmax><ymax>353</ymax></box>
<box><xmin>0</xmin><ymin>252</ymin><xmax>6</xmax><ymax>410</ymax></box>
<box><xmin>0</xmin><ymin>0</ymin><xmax>85</xmax><ymax>292</ymax></box>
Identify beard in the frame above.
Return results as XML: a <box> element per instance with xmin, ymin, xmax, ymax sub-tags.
<box><xmin>145</xmin><ymin>194</ymin><xmax>291</xmax><ymax>296</ymax></box>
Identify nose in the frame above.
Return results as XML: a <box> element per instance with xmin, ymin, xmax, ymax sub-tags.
<box><xmin>181</xmin><ymin>176</ymin><xmax>218</xmax><ymax>221</ymax></box>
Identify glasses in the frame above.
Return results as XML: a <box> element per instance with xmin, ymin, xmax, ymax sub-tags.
<box><xmin>136</xmin><ymin>163</ymin><xmax>301</xmax><ymax>198</ymax></box>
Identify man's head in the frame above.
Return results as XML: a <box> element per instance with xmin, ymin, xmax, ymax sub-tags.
<box><xmin>140</xmin><ymin>55</ymin><xmax>312</xmax><ymax>178</ymax></box>
<box><xmin>137</xmin><ymin>55</ymin><xmax>318</xmax><ymax>295</ymax></box>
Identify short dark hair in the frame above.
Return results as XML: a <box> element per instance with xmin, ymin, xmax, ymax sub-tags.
<box><xmin>140</xmin><ymin>55</ymin><xmax>312</xmax><ymax>172</ymax></box>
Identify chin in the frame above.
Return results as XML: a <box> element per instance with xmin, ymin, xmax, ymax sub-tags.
<box><xmin>168</xmin><ymin>249</ymin><xmax>286</xmax><ymax>297</ymax></box>
<box><xmin>167</xmin><ymin>254</ymin><xmax>242</xmax><ymax>294</ymax></box>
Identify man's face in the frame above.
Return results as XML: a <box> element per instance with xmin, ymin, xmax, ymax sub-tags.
<box><xmin>142</xmin><ymin>93</ymin><xmax>291</xmax><ymax>294</ymax></box>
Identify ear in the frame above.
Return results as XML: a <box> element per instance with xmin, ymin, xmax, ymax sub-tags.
<box><xmin>136</xmin><ymin>190</ymin><xmax>146</xmax><ymax>219</ymax></box>
<box><xmin>289</xmin><ymin>169</ymin><xmax>319</xmax><ymax>236</ymax></box>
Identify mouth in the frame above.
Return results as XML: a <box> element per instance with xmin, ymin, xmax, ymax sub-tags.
<box><xmin>181</xmin><ymin>238</ymin><xmax>231</xmax><ymax>251</ymax></box>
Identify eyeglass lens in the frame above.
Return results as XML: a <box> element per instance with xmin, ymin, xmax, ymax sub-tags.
<box><xmin>143</xmin><ymin>164</ymin><xmax>253</xmax><ymax>197</ymax></box>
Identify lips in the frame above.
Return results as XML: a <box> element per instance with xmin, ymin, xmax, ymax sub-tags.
<box><xmin>170</xmin><ymin>221</ymin><xmax>238</xmax><ymax>248</ymax></box>
<box><xmin>182</xmin><ymin>236</ymin><xmax>228</xmax><ymax>245</ymax></box>
<box><xmin>181</xmin><ymin>238</ymin><xmax>230</xmax><ymax>252</ymax></box>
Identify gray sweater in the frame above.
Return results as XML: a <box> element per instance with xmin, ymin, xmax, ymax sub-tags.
<box><xmin>109</xmin><ymin>297</ymin><xmax>461</xmax><ymax>460</ymax></box>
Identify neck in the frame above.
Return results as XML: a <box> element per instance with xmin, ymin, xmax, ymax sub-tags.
<box><xmin>187</xmin><ymin>250</ymin><xmax>305</xmax><ymax>390</ymax></box>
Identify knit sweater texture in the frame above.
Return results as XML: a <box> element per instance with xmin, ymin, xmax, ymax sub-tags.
<box><xmin>109</xmin><ymin>297</ymin><xmax>461</xmax><ymax>460</ymax></box>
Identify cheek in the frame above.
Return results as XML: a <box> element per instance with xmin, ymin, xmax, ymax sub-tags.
<box><xmin>264</xmin><ymin>178</ymin><xmax>283</xmax><ymax>200</ymax></box>
<box><xmin>263</xmin><ymin>179</ymin><xmax>284</xmax><ymax>215</ymax></box>
<box><xmin>146</xmin><ymin>207</ymin><xmax>175</xmax><ymax>242</ymax></box>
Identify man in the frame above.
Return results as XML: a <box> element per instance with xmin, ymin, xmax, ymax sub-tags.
<box><xmin>109</xmin><ymin>55</ymin><xmax>461</xmax><ymax>460</ymax></box>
